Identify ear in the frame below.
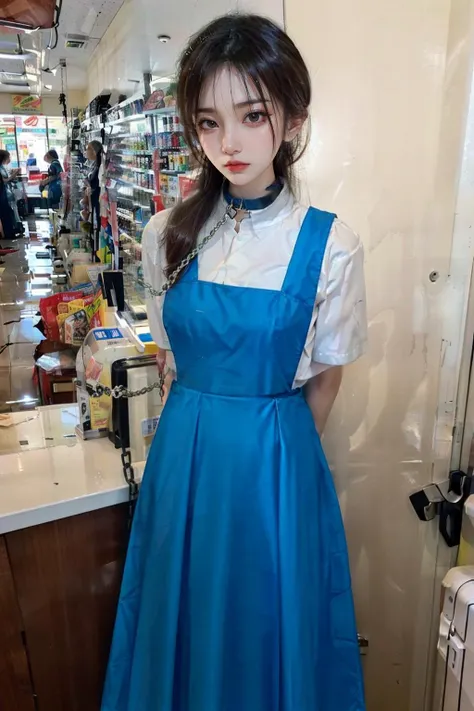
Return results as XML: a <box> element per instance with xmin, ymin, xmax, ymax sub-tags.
<box><xmin>284</xmin><ymin>115</ymin><xmax>306</xmax><ymax>142</ymax></box>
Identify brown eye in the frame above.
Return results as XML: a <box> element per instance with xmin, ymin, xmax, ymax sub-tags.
<box><xmin>198</xmin><ymin>118</ymin><xmax>218</xmax><ymax>130</ymax></box>
<box><xmin>244</xmin><ymin>111</ymin><xmax>268</xmax><ymax>125</ymax></box>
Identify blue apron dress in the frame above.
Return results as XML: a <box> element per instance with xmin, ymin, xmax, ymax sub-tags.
<box><xmin>101</xmin><ymin>207</ymin><xmax>366</xmax><ymax>711</ymax></box>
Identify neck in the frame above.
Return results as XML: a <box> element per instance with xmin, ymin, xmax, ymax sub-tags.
<box><xmin>227</xmin><ymin>165</ymin><xmax>276</xmax><ymax>200</ymax></box>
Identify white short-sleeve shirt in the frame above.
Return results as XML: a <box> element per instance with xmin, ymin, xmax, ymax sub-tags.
<box><xmin>142</xmin><ymin>185</ymin><xmax>367</xmax><ymax>388</ymax></box>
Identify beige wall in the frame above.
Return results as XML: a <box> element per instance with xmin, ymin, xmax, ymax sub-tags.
<box><xmin>286</xmin><ymin>1</ymin><xmax>474</xmax><ymax>710</ymax></box>
<box><xmin>0</xmin><ymin>90</ymin><xmax>85</xmax><ymax>117</ymax></box>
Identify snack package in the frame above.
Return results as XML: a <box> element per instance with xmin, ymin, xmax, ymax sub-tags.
<box><xmin>40</xmin><ymin>287</ymin><xmax>104</xmax><ymax>344</ymax></box>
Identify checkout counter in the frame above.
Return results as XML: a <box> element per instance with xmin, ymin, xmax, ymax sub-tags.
<box><xmin>0</xmin><ymin>321</ymin><xmax>162</xmax><ymax>710</ymax></box>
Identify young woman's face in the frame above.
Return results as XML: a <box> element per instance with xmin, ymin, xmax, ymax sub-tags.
<box><xmin>86</xmin><ymin>144</ymin><xmax>95</xmax><ymax>161</ymax></box>
<box><xmin>196</xmin><ymin>66</ymin><xmax>286</xmax><ymax>195</ymax></box>
<box><xmin>44</xmin><ymin>154</ymin><xmax>51</xmax><ymax>164</ymax></box>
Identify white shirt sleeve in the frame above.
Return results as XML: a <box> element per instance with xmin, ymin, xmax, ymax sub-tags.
<box><xmin>141</xmin><ymin>209</ymin><xmax>174</xmax><ymax>356</ymax></box>
<box><xmin>312</xmin><ymin>220</ymin><xmax>367</xmax><ymax>368</ymax></box>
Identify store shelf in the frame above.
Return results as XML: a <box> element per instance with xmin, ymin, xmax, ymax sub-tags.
<box><xmin>144</xmin><ymin>107</ymin><xmax>177</xmax><ymax>116</ymax></box>
<box><xmin>114</xmin><ymin>90</ymin><xmax>143</xmax><ymax>110</ymax></box>
<box><xmin>109</xmin><ymin>132</ymin><xmax>137</xmax><ymax>139</ymax></box>
<box><xmin>116</xmin><ymin>210</ymin><xmax>136</xmax><ymax>222</ymax></box>
<box><xmin>111</xmin><ymin>163</ymin><xmax>154</xmax><ymax>175</ymax></box>
<box><xmin>114</xmin><ymin>177</ymin><xmax>155</xmax><ymax>194</ymax></box>
<box><xmin>81</xmin><ymin>120</ymin><xmax>104</xmax><ymax>130</ymax></box>
<box><xmin>107</xmin><ymin>115</ymin><xmax>147</xmax><ymax>126</ymax></box>
<box><xmin>111</xmin><ymin>149</ymin><xmax>154</xmax><ymax>156</ymax></box>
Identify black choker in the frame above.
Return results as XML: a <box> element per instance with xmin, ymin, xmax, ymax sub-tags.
<box><xmin>223</xmin><ymin>178</ymin><xmax>283</xmax><ymax>211</ymax></box>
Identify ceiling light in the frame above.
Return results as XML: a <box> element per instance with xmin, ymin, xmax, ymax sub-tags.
<box><xmin>44</xmin><ymin>84</ymin><xmax>53</xmax><ymax>91</ymax></box>
<box><xmin>0</xmin><ymin>51</ymin><xmax>32</xmax><ymax>60</ymax></box>
<box><xmin>1</xmin><ymin>70</ymin><xmax>26</xmax><ymax>77</ymax></box>
<box><xmin>158</xmin><ymin>35</ymin><xmax>171</xmax><ymax>43</ymax></box>
<box><xmin>1</xmin><ymin>81</ymin><xmax>29</xmax><ymax>87</ymax></box>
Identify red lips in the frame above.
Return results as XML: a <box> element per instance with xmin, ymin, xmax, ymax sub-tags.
<box><xmin>225</xmin><ymin>161</ymin><xmax>249</xmax><ymax>173</ymax></box>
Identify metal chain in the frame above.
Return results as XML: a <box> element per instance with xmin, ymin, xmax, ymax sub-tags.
<box><xmin>87</xmin><ymin>203</ymin><xmax>238</xmax><ymax>401</ymax></box>
<box><xmin>136</xmin><ymin>204</ymin><xmax>237</xmax><ymax>298</ymax></box>
<box><xmin>87</xmin><ymin>378</ymin><xmax>165</xmax><ymax>400</ymax></box>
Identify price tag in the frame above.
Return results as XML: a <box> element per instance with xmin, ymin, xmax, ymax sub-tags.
<box><xmin>141</xmin><ymin>416</ymin><xmax>160</xmax><ymax>437</ymax></box>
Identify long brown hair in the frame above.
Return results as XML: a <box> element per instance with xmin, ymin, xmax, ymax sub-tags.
<box><xmin>163</xmin><ymin>14</ymin><xmax>311</xmax><ymax>277</ymax></box>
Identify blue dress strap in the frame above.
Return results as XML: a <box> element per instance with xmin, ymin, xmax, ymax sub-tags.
<box><xmin>180</xmin><ymin>253</ymin><xmax>198</xmax><ymax>282</ymax></box>
<box><xmin>282</xmin><ymin>207</ymin><xmax>336</xmax><ymax>306</ymax></box>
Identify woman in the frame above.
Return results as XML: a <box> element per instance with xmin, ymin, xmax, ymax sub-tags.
<box><xmin>0</xmin><ymin>150</ymin><xmax>20</xmax><ymax>239</ymax></box>
<box><xmin>102</xmin><ymin>14</ymin><xmax>367</xmax><ymax>711</ymax></box>
<box><xmin>41</xmin><ymin>149</ymin><xmax>63</xmax><ymax>208</ymax></box>
<box><xmin>85</xmin><ymin>140</ymin><xmax>102</xmax><ymax>231</ymax></box>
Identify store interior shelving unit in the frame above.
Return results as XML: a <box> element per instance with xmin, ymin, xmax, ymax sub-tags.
<box><xmin>103</xmin><ymin>94</ymin><xmax>193</xmax><ymax>321</ymax></box>
<box><xmin>65</xmin><ymin>116</ymin><xmax>87</xmax><ymax>232</ymax></box>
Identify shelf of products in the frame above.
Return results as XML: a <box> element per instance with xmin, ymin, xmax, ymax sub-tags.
<box><xmin>102</xmin><ymin>94</ymin><xmax>195</xmax><ymax>319</ymax></box>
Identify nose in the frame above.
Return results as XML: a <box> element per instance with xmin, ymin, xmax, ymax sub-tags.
<box><xmin>221</xmin><ymin>124</ymin><xmax>241</xmax><ymax>155</ymax></box>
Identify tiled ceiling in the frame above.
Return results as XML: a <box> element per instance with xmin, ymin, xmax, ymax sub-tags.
<box><xmin>0</xmin><ymin>0</ymin><xmax>126</xmax><ymax>94</ymax></box>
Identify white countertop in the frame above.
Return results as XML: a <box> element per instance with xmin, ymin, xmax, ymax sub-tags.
<box><xmin>0</xmin><ymin>405</ymin><xmax>144</xmax><ymax>534</ymax></box>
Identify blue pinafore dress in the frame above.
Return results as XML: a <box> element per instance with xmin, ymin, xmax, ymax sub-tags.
<box><xmin>101</xmin><ymin>207</ymin><xmax>366</xmax><ymax>711</ymax></box>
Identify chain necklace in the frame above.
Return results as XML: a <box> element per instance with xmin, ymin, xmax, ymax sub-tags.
<box><xmin>86</xmin><ymin>203</ymin><xmax>239</xmax><ymax>401</ymax></box>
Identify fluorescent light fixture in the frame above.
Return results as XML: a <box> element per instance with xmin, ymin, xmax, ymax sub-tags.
<box><xmin>1</xmin><ymin>81</ymin><xmax>29</xmax><ymax>87</ymax></box>
<box><xmin>81</xmin><ymin>8</ymin><xmax>97</xmax><ymax>36</ymax></box>
<box><xmin>0</xmin><ymin>51</ymin><xmax>32</xmax><ymax>60</ymax></box>
<box><xmin>1</xmin><ymin>70</ymin><xmax>26</xmax><ymax>77</ymax></box>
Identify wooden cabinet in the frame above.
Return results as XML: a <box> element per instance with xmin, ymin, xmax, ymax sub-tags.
<box><xmin>0</xmin><ymin>504</ymin><xmax>129</xmax><ymax>711</ymax></box>
<box><xmin>0</xmin><ymin>537</ymin><xmax>36</xmax><ymax>711</ymax></box>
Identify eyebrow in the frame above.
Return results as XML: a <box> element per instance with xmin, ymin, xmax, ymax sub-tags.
<box><xmin>197</xmin><ymin>99</ymin><xmax>270</xmax><ymax>113</ymax></box>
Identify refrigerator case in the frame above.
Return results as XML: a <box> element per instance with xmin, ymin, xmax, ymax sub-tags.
<box><xmin>438</xmin><ymin>566</ymin><xmax>474</xmax><ymax>710</ymax></box>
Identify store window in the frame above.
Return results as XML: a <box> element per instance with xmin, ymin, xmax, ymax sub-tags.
<box><xmin>15</xmin><ymin>115</ymin><xmax>67</xmax><ymax>172</ymax></box>
<box><xmin>0</xmin><ymin>115</ymin><xmax>19</xmax><ymax>168</ymax></box>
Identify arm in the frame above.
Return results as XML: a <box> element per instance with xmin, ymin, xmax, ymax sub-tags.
<box><xmin>142</xmin><ymin>210</ymin><xmax>175</xmax><ymax>404</ymax></box>
<box><xmin>156</xmin><ymin>348</ymin><xmax>176</xmax><ymax>406</ymax></box>
<box><xmin>304</xmin><ymin>366</ymin><xmax>343</xmax><ymax>435</ymax></box>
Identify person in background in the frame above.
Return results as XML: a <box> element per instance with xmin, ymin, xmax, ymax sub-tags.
<box><xmin>85</xmin><ymin>140</ymin><xmax>103</xmax><ymax>249</ymax></box>
<box><xmin>40</xmin><ymin>149</ymin><xmax>63</xmax><ymax>209</ymax></box>
<box><xmin>0</xmin><ymin>149</ymin><xmax>20</xmax><ymax>239</ymax></box>
<box><xmin>85</xmin><ymin>140</ymin><xmax>102</xmax><ymax>207</ymax></box>
<box><xmin>26</xmin><ymin>152</ymin><xmax>37</xmax><ymax>168</ymax></box>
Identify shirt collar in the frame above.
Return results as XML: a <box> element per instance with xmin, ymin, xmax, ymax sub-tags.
<box><xmin>217</xmin><ymin>182</ymin><xmax>296</xmax><ymax>229</ymax></box>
